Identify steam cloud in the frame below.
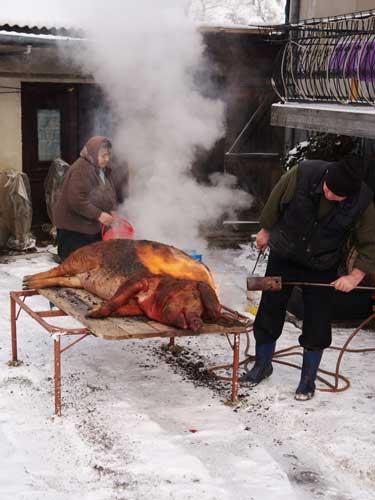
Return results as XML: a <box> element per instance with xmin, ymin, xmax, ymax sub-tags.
<box><xmin>71</xmin><ymin>1</ymin><xmax>251</xmax><ymax>249</ymax></box>
<box><xmin>4</xmin><ymin>0</ymin><xmax>253</xmax><ymax>249</ymax></box>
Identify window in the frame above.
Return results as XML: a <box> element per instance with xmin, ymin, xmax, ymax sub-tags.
<box><xmin>37</xmin><ymin>109</ymin><xmax>61</xmax><ymax>161</ymax></box>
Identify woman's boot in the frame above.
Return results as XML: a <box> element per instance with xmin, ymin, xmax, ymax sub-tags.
<box><xmin>239</xmin><ymin>342</ymin><xmax>276</xmax><ymax>387</ymax></box>
<box><xmin>295</xmin><ymin>349</ymin><xmax>323</xmax><ymax>401</ymax></box>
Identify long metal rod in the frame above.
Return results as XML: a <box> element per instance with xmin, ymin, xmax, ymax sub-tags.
<box><xmin>225</xmin><ymin>98</ymin><xmax>267</xmax><ymax>155</ymax></box>
<box><xmin>284</xmin><ymin>281</ymin><xmax>375</xmax><ymax>291</ymax></box>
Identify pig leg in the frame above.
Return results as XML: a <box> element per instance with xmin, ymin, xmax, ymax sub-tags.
<box><xmin>23</xmin><ymin>275</ymin><xmax>83</xmax><ymax>290</ymax></box>
<box><xmin>23</xmin><ymin>243</ymin><xmax>102</xmax><ymax>287</ymax></box>
<box><xmin>185</xmin><ymin>312</ymin><xmax>203</xmax><ymax>332</ymax></box>
<box><xmin>86</xmin><ymin>278</ymin><xmax>149</xmax><ymax>318</ymax></box>
<box><xmin>110</xmin><ymin>301</ymin><xmax>143</xmax><ymax>317</ymax></box>
<box><xmin>198</xmin><ymin>282</ymin><xmax>221</xmax><ymax>321</ymax></box>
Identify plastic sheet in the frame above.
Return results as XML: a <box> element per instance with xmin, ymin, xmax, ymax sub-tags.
<box><xmin>0</xmin><ymin>171</ymin><xmax>35</xmax><ymax>250</ymax></box>
<box><xmin>44</xmin><ymin>158</ymin><xmax>70</xmax><ymax>224</ymax></box>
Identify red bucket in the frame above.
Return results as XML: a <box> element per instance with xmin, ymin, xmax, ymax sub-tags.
<box><xmin>102</xmin><ymin>217</ymin><xmax>135</xmax><ymax>241</ymax></box>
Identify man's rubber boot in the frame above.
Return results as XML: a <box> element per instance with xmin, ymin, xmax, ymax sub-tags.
<box><xmin>295</xmin><ymin>349</ymin><xmax>323</xmax><ymax>401</ymax></box>
<box><xmin>239</xmin><ymin>342</ymin><xmax>276</xmax><ymax>387</ymax></box>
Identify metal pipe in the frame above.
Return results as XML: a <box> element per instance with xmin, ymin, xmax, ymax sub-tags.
<box><xmin>0</xmin><ymin>33</ymin><xmax>83</xmax><ymax>48</ymax></box>
<box><xmin>289</xmin><ymin>0</ymin><xmax>301</xmax><ymax>24</ymax></box>
<box><xmin>283</xmin><ymin>0</ymin><xmax>300</xmax><ymax>153</ymax></box>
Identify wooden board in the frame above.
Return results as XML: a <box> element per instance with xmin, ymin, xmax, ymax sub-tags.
<box><xmin>39</xmin><ymin>287</ymin><xmax>251</xmax><ymax>340</ymax></box>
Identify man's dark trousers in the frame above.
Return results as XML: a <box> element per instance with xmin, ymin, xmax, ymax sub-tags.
<box><xmin>254</xmin><ymin>251</ymin><xmax>338</xmax><ymax>351</ymax></box>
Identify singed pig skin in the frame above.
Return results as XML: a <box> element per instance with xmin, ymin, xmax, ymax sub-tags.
<box><xmin>24</xmin><ymin>239</ymin><xmax>221</xmax><ymax>331</ymax></box>
<box><xmin>87</xmin><ymin>274</ymin><xmax>221</xmax><ymax>331</ymax></box>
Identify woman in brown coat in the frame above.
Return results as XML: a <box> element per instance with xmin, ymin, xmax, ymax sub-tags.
<box><xmin>54</xmin><ymin>136</ymin><xmax>117</xmax><ymax>260</ymax></box>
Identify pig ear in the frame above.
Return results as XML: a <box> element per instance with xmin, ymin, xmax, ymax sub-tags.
<box><xmin>197</xmin><ymin>282</ymin><xmax>221</xmax><ymax>321</ymax></box>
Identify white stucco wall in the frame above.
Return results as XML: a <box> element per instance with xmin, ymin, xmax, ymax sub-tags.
<box><xmin>299</xmin><ymin>0</ymin><xmax>375</xmax><ymax>20</ymax></box>
<box><xmin>0</xmin><ymin>78</ymin><xmax>22</xmax><ymax>172</ymax></box>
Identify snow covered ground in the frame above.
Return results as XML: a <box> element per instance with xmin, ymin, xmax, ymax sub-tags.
<box><xmin>1</xmin><ymin>246</ymin><xmax>375</xmax><ymax>500</ymax></box>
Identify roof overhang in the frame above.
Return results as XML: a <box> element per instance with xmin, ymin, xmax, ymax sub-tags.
<box><xmin>271</xmin><ymin>102</ymin><xmax>375</xmax><ymax>139</ymax></box>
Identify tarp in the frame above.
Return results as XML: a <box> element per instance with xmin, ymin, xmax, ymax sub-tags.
<box><xmin>0</xmin><ymin>171</ymin><xmax>35</xmax><ymax>250</ymax></box>
<box><xmin>44</xmin><ymin>158</ymin><xmax>70</xmax><ymax>224</ymax></box>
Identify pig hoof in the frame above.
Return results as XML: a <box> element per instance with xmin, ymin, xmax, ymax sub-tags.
<box><xmin>86</xmin><ymin>307</ymin><xmax>104</xmax><ymax>319</ymax></box>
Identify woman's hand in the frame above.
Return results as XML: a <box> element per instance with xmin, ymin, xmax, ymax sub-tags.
<box><xmin>99</xmin><ymin>212</ymin><xmax>115</xmax><ymax>225</ymax></box>
<box><xmin>330</xmin><ymin>268</ymin><xmax>365</xmax><ymax>293</ymax></box>
<box><xmin>255</xmin><ymin>228</ymin><xmax>270</xmax><ymax>251</ymax></box>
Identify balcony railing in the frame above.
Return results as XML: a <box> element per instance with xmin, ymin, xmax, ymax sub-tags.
<box><xmin>272</xmin><ymin>10</ymin><xmax>375</xmax><ymax>106</ymax></box>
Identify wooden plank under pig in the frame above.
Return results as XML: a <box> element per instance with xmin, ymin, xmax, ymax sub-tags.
<box><xmin>39</xmin><ymin>287</ymin><xmax>250</xmax><ymax>340</ymax></box>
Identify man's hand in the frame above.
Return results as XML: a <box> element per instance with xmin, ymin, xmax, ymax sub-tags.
<box><xmin>99</xmin><ymin>212</ymin><xmax>115</xmax><ymax>225</ymax></box>
<box><xmin>330</xmin><ymin>268</ymin><xmax>366</xmax><ymax>293</ymax></box>
<box><xmin>255</xmin><ymin>228</ymin><xmax>270</xmax><ymax>251</ymax></box>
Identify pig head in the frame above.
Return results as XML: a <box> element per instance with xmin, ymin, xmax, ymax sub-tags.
<box><xmin>87</xmin><ymin>272</ymin><xmax>221</xmax><ymax>332</ymax></box>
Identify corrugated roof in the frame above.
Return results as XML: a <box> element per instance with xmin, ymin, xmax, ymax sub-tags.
<box><xmin>0</xmin><ymin>23</ymin><xmax>82</xmax><ymax>38</ymax></box>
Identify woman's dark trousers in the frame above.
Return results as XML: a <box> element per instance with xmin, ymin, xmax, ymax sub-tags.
<box><xmin>56</xmin><ymin>229</ymin><xmax>101</xmax><ymax>261</ymax></box>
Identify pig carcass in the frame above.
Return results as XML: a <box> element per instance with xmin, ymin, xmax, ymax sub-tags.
<box><xmin>23</xmin><ymin>239</ymin><xmax>221</xmax><ymax>331</ymax></box>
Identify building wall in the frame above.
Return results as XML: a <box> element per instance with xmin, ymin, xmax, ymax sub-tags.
<box><xmin>299</xmin><ymin>0</ymin><xmax>375</xmax><ymax>20</ymax></box>
<box><xmin>0</xmin><ymin>46</ymin><xmax>92</xmax><ymax>173</ymax></box>
<box><xmin>0</xmin><ymin>77</ymin><xmax>22</xmax><ymax>172</ymax></box>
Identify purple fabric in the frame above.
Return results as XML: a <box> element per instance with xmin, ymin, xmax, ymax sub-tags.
<box><xmin>328</xmin><ymin>39</ymin><xmax>375</xmax><ymax>82</ymax></box>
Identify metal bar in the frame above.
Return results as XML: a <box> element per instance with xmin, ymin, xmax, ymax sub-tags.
<box><xmin>284</xmin><ymin>281</ymin><xmax>375</xmax><ymax>291</ymax></box>
<box><xmin>54</xmin><ymin>337</ymin><xmax>62</xmax><ymax>417</ymax></box>
<box><xmin>11</xmin><ymin>291</ymin><xmax>88</xmax><ymax>334</ymax></box>
<box><xmin>231</xmin><ymin>334</ymin><xmax>240</xmax><ymax>402</ymax></box>
<box><xmin>16</xmin><ymin>296</ymin><xmax>26</xmax><ymax>320</ymax></box>
<box><xmin>169</xmin><ymin>337</ymin><xmax>175</xmax><ymax>348</ymax></box>
<box><xmin>225</xmin><ymin>152</ymin><xmax>280</xmax><ymax>158</ymax></box>
<box><xmin>38</xmin><ymin>310</ymin><xmax>68</xmax><ymax>318</ymax></box>
<box><xmin>226</xmin><ymin>97</ymin><xmax>267</xmax><ymax>155</ymax></box>
<box><xmin>10</xmin><ymin>294</ymin><xmax>17</xmax><ymax>362</ymax></box>
<box><xmin>60</xmin><ymin>333</ymin><xmax>90</xmax><ymax>354</ymax></box>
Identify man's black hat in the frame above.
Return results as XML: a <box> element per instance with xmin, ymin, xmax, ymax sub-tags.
<box><xmin>325</xmin><ymin>159</ymin><xmax>363</xmax><ymax>197</ymax></box>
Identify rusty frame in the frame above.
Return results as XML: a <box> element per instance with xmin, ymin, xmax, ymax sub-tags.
<box><xmin>9</xmin><ymin>290</ymin><xmax>243</xmax><ymax>416</ymax></box>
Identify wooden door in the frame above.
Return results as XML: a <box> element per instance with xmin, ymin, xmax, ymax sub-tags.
<box><xmin>21</xmin><ymin>83</ymin><xmax>78</xmax><ymax>224</ymax></box>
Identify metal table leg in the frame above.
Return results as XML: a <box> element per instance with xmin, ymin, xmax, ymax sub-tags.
<box><xmin>10</xmin><ymin>294</ymin><xmax>18</xmax><ymax>362</ymax></box>
<box><xmin>231</xmin><ymin>333</ymin><xmax>240</xmax><ymax>402</ymax></box>
<box><xmin>54</xmin><ymin>336</ymin><xmax>62</xmax><ymax>417</ymax></box>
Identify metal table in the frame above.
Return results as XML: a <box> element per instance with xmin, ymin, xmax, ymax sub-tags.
<box><xmin>10</xmin><ymin>288</ymin><xmax>252</xmax><ymax>416</ymax></box>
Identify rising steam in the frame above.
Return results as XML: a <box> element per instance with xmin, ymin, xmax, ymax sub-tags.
<box><xmin>4</xmin><ymin>0</ymin><xmax>252</xmax><ymax>249</ymax></box>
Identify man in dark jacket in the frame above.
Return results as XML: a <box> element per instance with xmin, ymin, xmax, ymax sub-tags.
<box><xmin>241</xmin><ymin>159</ymin><xmax>375</xmax><ymax>400</ymax></box>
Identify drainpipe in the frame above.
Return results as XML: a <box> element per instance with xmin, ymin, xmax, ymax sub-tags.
<box><xmin>289</xmin><ymin>0</ymin><xmax>301</xmax><ymax>24</ymax></box>
<box><xmin>284</xmin><ymin>0</ymin><xmax>301</xmax><ymax>154</ymax></box>
<box><xmin>0</xmin><ymin>32</ymin><xmax>83</xmax><ymax>48</ymax></box>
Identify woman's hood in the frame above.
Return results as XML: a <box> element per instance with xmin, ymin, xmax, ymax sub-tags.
<box><xmin>80</xmin><ymin>136</ymin><xmax>109</xmax><ymax>168</ymax></box>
